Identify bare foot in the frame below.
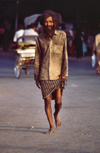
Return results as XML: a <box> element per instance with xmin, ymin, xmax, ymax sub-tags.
<box><xmin>45</xmin><ymin>128</ymin><xmax>55</xmax><ymax>134</ymax></box>
<box><xmin>54</xmin><ymin>113</ymin><xmax>62</xmax><ymax>128</ymax></box>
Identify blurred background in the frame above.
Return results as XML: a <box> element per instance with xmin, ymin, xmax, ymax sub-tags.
<box><xmin>0</xmin><ymin>0</ymin><xmax>100</xmax><ymax>55</ymax></box>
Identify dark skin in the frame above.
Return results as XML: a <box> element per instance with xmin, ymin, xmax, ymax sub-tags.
<box><xmin>36</xmin><ymin>76</ymin><xmax>67</xmax><ymax>134</ymax></box>
<box><xmin>35</xmin><ymin>16</ymin><xmax>67</xmax><ymax>134</ymax></box>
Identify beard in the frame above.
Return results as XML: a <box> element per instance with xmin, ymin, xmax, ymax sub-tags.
<box><xmin>44</xmin><ymin>26</ymin><xmax>55</xmax><ymax>37</ymax></box>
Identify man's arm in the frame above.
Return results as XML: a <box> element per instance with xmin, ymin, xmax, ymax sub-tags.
<box><xmin>61</xmin><ymin>33</ymin><xmax>68</xmax><ymax>81</ymax></box>
<box><xmin>34</xmin><ymin>38</ymin><xmax>41</xmax><ymax>88</ymax></box>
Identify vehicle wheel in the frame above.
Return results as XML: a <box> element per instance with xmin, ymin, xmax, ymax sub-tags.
<box><xmin>14</xmin><ymin>58</ymin><xmax>22</xmax><ymax>79</ymax></box>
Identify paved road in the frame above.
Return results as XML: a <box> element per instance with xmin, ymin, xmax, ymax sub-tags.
<box><xmin>0</xmin><ymin>52</ymin><xmax>100</xmax><ymax>153</ymax></box>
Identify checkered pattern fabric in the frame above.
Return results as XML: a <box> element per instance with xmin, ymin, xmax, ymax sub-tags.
<box><xmin>40</xmin><ymin>79</ymin><xmax>64</xmax><ymax>99</ymax></box>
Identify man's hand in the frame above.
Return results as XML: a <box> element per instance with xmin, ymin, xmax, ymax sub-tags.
<box><xmin>36</xmin><ymin>80</ymin><xmax>41</xmax><ymax>89</ymax></box>
<box><xmin>60</xmin><ymin>76</ymin><xmax>67</xmax><ymax>82</ymax></box>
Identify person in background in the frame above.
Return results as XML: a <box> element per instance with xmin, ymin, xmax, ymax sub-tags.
<box><xmin>92</xmin><ymin>28</ymin><xmax>100</xmax><ymax>74</ymax></box>
<box><xmin>13</xmin><ymin>23</ymin><xmax>29</xmax><ymax>75</ymax></box>
<box><xmin>87</xmin><ymin>30</ymin><xmax>94</xmax><ymax>55</ymax></box>
<box><xmin>71</xmin><ymin>28</ymin><xmax>76</xmax><ymax>57</ymax></box>
<box><xmin>81</xmin><ymin>27</ymin><xmax>87</xmax><ymax>56</ymax></box>
<box><xmin>23</xmin><ymin>23</ymin><xmax>38</xmax><ymax>74</ymax></box>
<box><xmin>13</xmin><ymin>23</ymin><xmax>24</xmax><ymax>43</ymax></box>
<box><xmin>34</xmin><ymin>10</ymin><xmax>68</xmax><ymax>134</ymax></box>
<box><xmin>23</xmin><ymin>22</ymin><xmax>38</xmax><ymax>45</ymax></box>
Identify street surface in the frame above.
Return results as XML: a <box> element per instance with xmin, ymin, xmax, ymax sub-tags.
<box><xmin>0</xmin><ymin>52</ymin><xmax>100</xmax><ymax>153</ymax></box>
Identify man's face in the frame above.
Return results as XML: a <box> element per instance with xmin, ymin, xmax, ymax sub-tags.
<box><xmin>44</xmin><ymin>16</ymin><xmax>53</xmax><ymax>29</ymax></box>
<box><xmin>44</xmin><ymin>16</ymin><xmax>54</xmax><ymax>37</ymax></box>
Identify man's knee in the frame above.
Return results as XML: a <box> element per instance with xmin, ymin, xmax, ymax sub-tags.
<box><xmin>44</xmin><ymin>95</ymin><xmax>51</xmax><ymax>105</ymax></box>
<box><xmin>56</xmin><ymin>97</ymin><xmax>62</xmax><ymax>105</ymax></box>
<box><xmin>55</xmin><ymin>89</ymin><xmax>62</xmax><ymax>104</ymax></box>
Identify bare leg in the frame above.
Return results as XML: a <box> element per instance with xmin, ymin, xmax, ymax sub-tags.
<box><xmin>22</xmin><ymin>68</ymin><xmax>29</xmax><ymax>74</ymax></box>
<box><xmin>54</xmin><ymin>88</ymin><xmax>62</xmax><ymax>128</ymax></box>
<box><xmin>44</xmin><ymin>95</ymin><xmax>55</xmax><ymax>134</ymax></box>
<box><xmin>25</xmin><ymin>68</ymin><xmax>29</xmax><ymax>74</ymax></box>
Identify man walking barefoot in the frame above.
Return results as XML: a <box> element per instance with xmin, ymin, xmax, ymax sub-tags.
<box><xmin>34</xmin><ymin>10</ymin><xmax>68</xmax><ymax>134</ymax></box>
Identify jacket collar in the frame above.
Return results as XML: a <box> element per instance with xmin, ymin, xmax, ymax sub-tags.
<box><xmin>54</xmin><ymin>30</ymin><xmax>58</xmax><ymax>35</ymax></box>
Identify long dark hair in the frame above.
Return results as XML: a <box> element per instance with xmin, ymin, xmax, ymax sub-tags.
<box><xmin>40</xmin><ymin>10</ymin><xmax>59</xmax><ymax>30</ymax></box>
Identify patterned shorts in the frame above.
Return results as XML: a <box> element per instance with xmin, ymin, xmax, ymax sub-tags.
<box><xmin>40</xmin><ymin>79</ymin><xmax>65</xmax><ymax>100</ymax></box>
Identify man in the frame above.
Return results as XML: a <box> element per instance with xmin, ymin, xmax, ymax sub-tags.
<box><xmin>13</xmin><ymin>23</ymin><xmax>30</xmax><ymax>74</ymax></box>
<box><xmin>23</xmin><ymin>22</ymin><xmax>38</xmax><ymax>45</ymax></box>
<box><xmin>92</xmin><ymin>28</ymin><xmax>100</xmax><ymax>74</ymax></box>
<box><xmin>22</xmin><ymin>23</ymin><xmax>38</xmax><ymax>74</ymax></box>
<box><xmin>34</xmin><ymin>10</ymin><xmax>68</xmax><ymax>134</ymax></box>
<box><xmin>13</xmin><ymin>23</ymin><xmax>24</xmax><ymax>43</ymax></box>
